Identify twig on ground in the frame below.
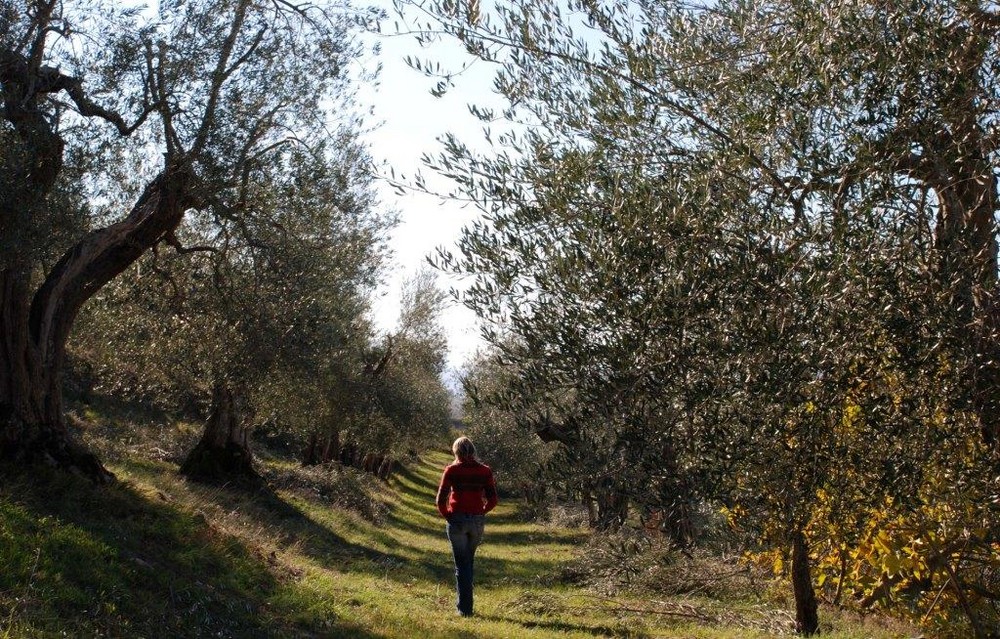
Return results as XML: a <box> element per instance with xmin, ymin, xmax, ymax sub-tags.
<box><xmin>569</xmin><ymin>592</ymin><xmax>716</xmax><ymax>621</ymax></box>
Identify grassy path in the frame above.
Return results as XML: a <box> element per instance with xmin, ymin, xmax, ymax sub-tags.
<box><xmin>1</xmin><ymin>449</ymin><xmax>918</xmax><ymax>638</ymax></box>
<box><xmin>293</xmin><ymin>452</ymin><xmax>920</xmax><ymax>639</ymax></box>
<box><xmin>296</xmin><ymin>450</ymin><xmax>636</xmax><ymax>638</ymax></box>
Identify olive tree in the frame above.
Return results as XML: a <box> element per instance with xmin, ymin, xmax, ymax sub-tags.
<box><xmin>299</xmin><ymin>269</ymin><xmax>453</xmax><ymax>473</ymax></box>
<box><xmin>403</xmin><ymin>0</ymin><xmax>1000</xmax><ymax>634</ymax></box>
<box><xmin>0</xmin><ymin>0</ymin><xmax>371</xmax><ymax>480</ymax></box>
<box><xmin>366</xmin><ymin>270</ymin><xmax>453</xmax><ymax>458</ymax></box>
<box><xmin>77</xmin><ymin>138</ymin><xmax>389</xmax><ymax>482</ymax></box>
<box><xmin>460</xmin><ymin>347</ymin><xmax>553</xmax><ymax>506</ymax></box>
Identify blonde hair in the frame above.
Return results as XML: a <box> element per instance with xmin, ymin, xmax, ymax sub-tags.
<box><xmin>452</xmin><ymin>436</ymin><xmax>476</xmax><ymax>461</ymax></box>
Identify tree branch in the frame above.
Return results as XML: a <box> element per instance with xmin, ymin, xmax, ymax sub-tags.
<box><xmin>404</xmin><ymin>9</ymin><xmax>794</xmax><ymax>199</ymax></box>
<box><xmin>162</xmin><ymin>230</ymin><xmax>218</xmax><ymax>255</ymax></box>
<box><xmin>969</xmin><ymin>6</ymin><xmax>1000</xmax><ymax>34</ymax></box>
<box><xmin>26</xmin><ymin>0</ymin><xmax>58</xmax><ymax>77</ymax></box>
<box><xmin>147</xmin><ymin>244</ymin><xmax>188</xmax><ymax>310</ymax></box>
<box><xmin>1</xmin><ymin>46</ymin><xmax>154</xmax><ymax>137</ymax></box>
<box><xmin>40</xmin><ymin>66</ymin><xmax>155</xmax><ymax>135</ymax></box>
<box><xmin>28</xmin><ymin>164</ymin><xmax>194</xmax><ymax>368</ymax></box>
<box><xmin>222</xmin><ymin>27</ymin><xmax>268</xmax><ymax>82</ymax></box>
<box><xmin>191</xmin><ymin>0</ymin><xmax>253</xmax><ymax>156</ymax></box>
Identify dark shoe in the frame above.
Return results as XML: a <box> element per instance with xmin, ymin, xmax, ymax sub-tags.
<box><xmin>457</xmin><ymin>610</ymin><xmax>474</xmax><ymax>617</ymax></box>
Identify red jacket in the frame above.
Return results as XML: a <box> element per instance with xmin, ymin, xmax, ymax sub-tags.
<box><xmin>436</xmin><ymin>459</ymin><xmax>498</xmax><ymax>518</ymax></box>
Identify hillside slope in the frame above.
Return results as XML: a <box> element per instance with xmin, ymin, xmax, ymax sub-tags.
<box><xmin>1</xmin><ymin>450</ymin><xmax>917</xmax><ymax>638</ymax></box>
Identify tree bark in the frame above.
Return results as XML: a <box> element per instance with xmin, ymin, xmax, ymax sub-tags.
<box><xmin>791</xmin><ymin>530</ymin><xmax>820</xmax><ymax>636</ymax></box>
<box><xmin>584</xmin><ymin>488</ymin><xmax>598</xmax><ymax>527</ymax></box>
<box><xmin>0</xmin><ymin>167</ymin><xmax>190</xmax><ymax>482</ymax></box>
<box><xmin>651</xmin><ymin>442</ymin><xmax>695</xmax><ymax>546</ymax></box>
<box><xmin>377</xmin><ymin>457</ymin><xmax>394</xmax><ymax>480</ymax></box>
<box><xmin>594</xmin><ymin>486</ymin><xmax>629</xmax><ymax>531</ymax></box>
<box><xmin>929</xmin><ymin>142</ymin><xmax>1000</xmax><ymax>452</ymax></box>
<box><xmin>322</xmin><ymin>429</ymin><xmax>340</xmax><ymax>464</ymax></box>
<box><xmin>180</xmin><ymin>381</ymin><xmax>257</xmax><ymax>484</ymax></box>
<box><xmin>1</xmin><ymin>32</ymin><xmax>193</xmax><ymax>481</ymax></box>
<box><xmin>303</xmin><ymin>430</ymin><xmax>320</xmax><ymax>465</ymax></box>
<box><xmin>303</xmin><ymin>428</ymin><xmax>340</xmax><ymax>466</ymax></box>
<box><xmin>918</xmin><ymin>20</ymin><xmax>1000</xmax><ymax>457</ymax></box>
<box><xmin>362</xmin><ymin>452</ymin><xmax>376</xmax><ymax>473</ymax></box>
<box><xmin>0</xmin><ymin>267</ymin><xmax>110</xmax><ymax>480</ymax></box>
<box><xmin>340</xmin><ymin>440</ymin><xmax>359</xmax><ymax>467</ymax></box>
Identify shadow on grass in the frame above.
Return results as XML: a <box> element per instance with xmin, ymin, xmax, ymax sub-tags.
<box><xmin>0</xmin><ymin>444</ymin><xmax>582</xmax><ymax>637</ymax></box>
<box><xmin>169</xmin><ymin>468</ymin><xmax>463</xmax><ymax>585</ymax></box>
<box><xmin>391</xmin><ymin>461</ymin><xmax>429</xmax><ymax>489</ymax></box>
<box><xmin>0</xmin><ymin>462</ymin><xmax>387</xmax><ymax>639</ymax></box>
<box><xmin>478</xmin><ymin>613</ymin><xmax>625</xmax><ymax>637</ymax></box>
<box><xmin>228</xmin><ymin>491</ymin><xmax>572</xmax><ymax>614</ymax></box>
<box><xmin>359</xmin><ymin>454</ymin><xmax>586</xmax><ymax>587</ymax></box>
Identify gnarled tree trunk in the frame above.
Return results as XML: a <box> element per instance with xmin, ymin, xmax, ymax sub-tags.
<box><xmin>362</xmin><ymin>452</ymin><xmax>377</xmax><ymax>473</ymax></box>
<box><xmin>322</xmin><ymin>429</ymin><xmax>340</xmax><ymax>464</ymax></box>
<box><xmin>181</xmin><ymin>381</ymin><xmax>256</xmax><ymax>483</ymax></box>
<box><xmin>377</xmin><ymin>456</ymin><xmax>394</xmax><ymax>480</ymax></box>
<box><xmin>928</xmin><ymin>141</ymin><xmax>1000</xmax><ymax>454</ymax></box>
<box><xmin>649</xmin><ymin>442</ymin><xmax>695</xmax><ymax>546</ymax></box>
<box><xmin>902</xmin><ymin>19</ymin><xmax>1000</xmax><ymax>457</ymax></box>
<box><xmin>302</xmin><ymin>430</ymin><xmax>320</xmax><ymax>465</ymax></box>
<box><xmin>1</xmin><ymin>37</ymin><xmax>193</xmax><ymax>481</ymax></box>
<box><xmin>340</xmin><ymin>440</ymin><xmax>359</xmax><ymax>468</ymax></box>
<box><xmin>0</xmin><ymin>169</ymin><xmax>190</xmax><ymax>482</ymax></box>
<box><xmin>0</xmin><ymin>266</ymin><xmax>108</xmax><ymax>479</ymax></box>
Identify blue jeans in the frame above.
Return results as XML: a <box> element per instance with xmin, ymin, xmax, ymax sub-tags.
<box><xmin>446</xmin><ymin>514</ymin><xmax>485</xmax><ymax>615</ymax></box>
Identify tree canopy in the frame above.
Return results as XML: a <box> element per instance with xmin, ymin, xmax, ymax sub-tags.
<box><xmin>405</xmin><ymin>0</ymin><xmax>1000</xmax><ymax>634</ymax></box>
<box><xmin>0</xmin><ymin>0</ymin><xmax>379</xmax><ymax>478</ymax></box>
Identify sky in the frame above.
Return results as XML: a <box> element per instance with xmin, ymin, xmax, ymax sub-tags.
<box><xmin>357</xmin><ymin>3</ymin><xmax>502</xmax><ymax>375</ymax></box>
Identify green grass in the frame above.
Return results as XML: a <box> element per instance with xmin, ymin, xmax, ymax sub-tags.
<box><xmin>0</xmin><ymin>449</ymin><xmax>920</xmax><ymax>638</ymax></box>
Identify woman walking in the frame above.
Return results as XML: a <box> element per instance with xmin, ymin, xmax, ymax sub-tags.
<box><xmin>435</xmin><ymin>436</ymin><xmax>498</xmax><ymax>617</ymax></box>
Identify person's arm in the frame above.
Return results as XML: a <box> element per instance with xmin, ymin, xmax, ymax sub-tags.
<box><xmin>436</xmin><ymin>467</ymin><xmax>453</xmax><ymax>518</ymax></box>
<box><xmin>484</xmin><ymin>469</ymin><xmax>498</xmax><ymax>514</ymax></box>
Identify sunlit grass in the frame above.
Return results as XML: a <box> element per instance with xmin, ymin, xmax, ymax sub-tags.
<box><xmin>0</xmin><ymin>447</ymin><xmax>919</xmax><ymax>638</ymax></box>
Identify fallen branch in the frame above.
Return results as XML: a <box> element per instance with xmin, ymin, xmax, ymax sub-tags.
<box><xmin>569</xmin><ymin>593</ymin><xmax>715</xmax><ymax>621</ymax></box>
